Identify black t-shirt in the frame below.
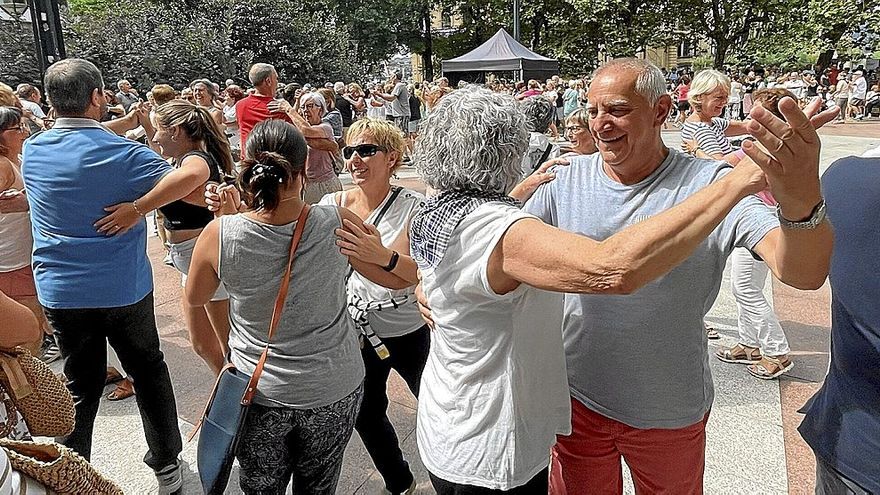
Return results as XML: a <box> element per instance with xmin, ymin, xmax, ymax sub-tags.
<box><xmin>409</xmin><ymin>94</ymin><xmax>422</xmax><ymax>121</ymax></box>
<box><xmin>336</xmin><ymin>95</ymin><xmax>354</xmax><ymax>127</ymax></box>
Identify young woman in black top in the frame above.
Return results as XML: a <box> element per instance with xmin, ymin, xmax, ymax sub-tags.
<box><xmin>97</xmin><ymin>100</ymin><xmax>235</xmax><ymax>374</ymax></box>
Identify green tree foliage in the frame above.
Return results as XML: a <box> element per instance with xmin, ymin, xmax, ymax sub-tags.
<box><xmin>0</xmin><ymin>22</ymin><xmax>41</xmax><ymax>86</ymax></box>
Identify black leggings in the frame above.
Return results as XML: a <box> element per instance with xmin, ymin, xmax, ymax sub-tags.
<box><xmin>354</xmin><ymin>325</ymin><xmax>431</xmax><ymax>493</ymax></box>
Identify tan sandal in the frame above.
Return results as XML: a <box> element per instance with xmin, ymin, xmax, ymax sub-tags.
<box><xmin>748</xmin><ymin>355</ymin><xmax>793</xmax><ymax>380</ymax></box>
<box><xmin>107</xmin><ymin>378</ymin><xmax>135</xmax><ymax>401</ymax></box>
<box><xmin>715</xmin><ymin>344</ymin><xmax>762</xmax><ymax>364</ymax></box>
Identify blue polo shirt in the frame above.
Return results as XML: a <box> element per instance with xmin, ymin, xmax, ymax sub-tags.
<box><xmin>21</xmin><ymin>118</ymin><xmax>171</xmax><ymax>309</ymax></box>
<box><xmin>798</xmin><ymin>156</ymin><xmax>880</xmax><ymax>492</ymax></box>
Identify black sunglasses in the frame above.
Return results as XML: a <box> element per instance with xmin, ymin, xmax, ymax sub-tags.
<box><xmin>342</xmin><ymin>143</ymin><xmax>386</xmax><ymax>160</ymax></box>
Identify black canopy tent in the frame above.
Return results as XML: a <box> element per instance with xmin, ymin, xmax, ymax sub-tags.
<box><xmin>441</xmin><ymin>28</ymin><xmax>559</xmax><ymax>84</ymax></box>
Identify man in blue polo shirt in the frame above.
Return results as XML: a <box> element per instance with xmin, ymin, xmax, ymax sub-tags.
<box><xmin>798</xmin><ymin>154</ymin><xmax>880</xmax><ymax>494</ymax></box>
<box><xmin>21</xmin><ymin>58</ymin><xmax>183</xmax><ymax>494</ymax></box>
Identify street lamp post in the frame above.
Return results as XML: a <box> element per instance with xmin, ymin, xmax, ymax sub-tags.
<box><xmin>27</xmin><ymin>0</ymin><xmax>66</xmax><ymax>77</ymax></box>
<box><xmin>1</xmin><ymin>0</ymin><xmax>65</xmax><ymax>78</ymax></box>
<box><xmin>513</xmin><ymin>0</ymin><xmax>520</xmax><ymax>42</ymax></box>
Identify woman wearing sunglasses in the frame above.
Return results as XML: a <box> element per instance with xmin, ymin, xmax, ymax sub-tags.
<box><xmin>318</xmin><ymin>118</ymin><xmax>424</xmax><ymax>495</ymax></box>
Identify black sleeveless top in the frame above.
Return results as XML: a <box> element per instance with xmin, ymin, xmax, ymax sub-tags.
<box><xmin>159</xmin><ymin>150</ymin><xmax>222</xmax><ymax>231</ymax></box>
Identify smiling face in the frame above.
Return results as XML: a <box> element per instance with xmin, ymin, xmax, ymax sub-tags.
<box><xmin>586</xmin><ymin>68</ymin><xmax>670</xmax><ymax>176</ymax></box>
<box><xmin>345</xmin><ymin>131</ymin><xmax>397</xmax><ymax>186</ymax></box>
<box><xmin>0</xmin><ymin>117</ymin><xmax>29</xmax><ymax>158</ymax></box>
<box><xmin>700</xmin><ymin>87</ymin><xmax>729</xmax><ymax>118</ymax></box>
<box><xmin>192</xmin><ymin>83</ymin><xmax>211</xmax><ymax>105</ymax></box>
<box><xmin>152</xmin><ymin>124</ymin><xmax>182</xmax><ymax>157</ymax></box>
<box><xmin>564</xmin><ymin>119</ymin><xmax>597</xmax><ymax>155</ymax></box>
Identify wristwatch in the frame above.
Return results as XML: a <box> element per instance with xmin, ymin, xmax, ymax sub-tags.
<box><xmin>777</xmin><ymin>199</ymin><xmax>826</xmax><ymax>230</ymax></box>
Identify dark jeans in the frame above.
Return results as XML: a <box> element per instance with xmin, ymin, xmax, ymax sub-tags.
<box><xmin>816</xmin><ymin>456</ymin><xmax>870</xmax><ymax>495</ymax></box>
<box><xmin>430</xmin><ymin>468</ymin><xmax>549</xmax><ymax>495</ymax></box>
<box><xmin>354</xmin><ymin>325</ymin><xmax>430</xmax><ymax>493</ymax></box>
<box><xmin>44</xmin><ymin>292</ymin><xmax>182</xmax><ymax>470</ymax></box>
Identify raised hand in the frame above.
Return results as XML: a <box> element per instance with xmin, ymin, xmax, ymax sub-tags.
<box><xmin>741</xmin><ymin>97</ymin><xmax>823</xmax><ymax>220</ymax></box>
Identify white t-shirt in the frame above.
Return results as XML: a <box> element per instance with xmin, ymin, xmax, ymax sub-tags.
<box><xmin>366</xmin><ymin>97</ymin><xmax>385</xmax><ymax>119</ymax></box>
<box><xmin>852</xmin><ymin>77</ymin><xmax>867</xmax><ymax>99</ymax></box>
<box><xmin>319</xmin><ymin>187</ymin><xmax>425</xmax><ymax>338</ymax></box>
<box><xmin>18</xmin><ymin>99</ymin><xmax>45</xmax><ymax>119</ymax></box>
<box><xmin>416</xmin><ymin>202</ymin><xmax>570</xmax><ymax>490</ymax></box>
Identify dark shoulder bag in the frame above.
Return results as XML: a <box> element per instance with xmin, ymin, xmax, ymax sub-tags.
<box><xmin>190</xmin><ymin>204</ymin><xmax>310</xmax><ymax>495</ymax></box>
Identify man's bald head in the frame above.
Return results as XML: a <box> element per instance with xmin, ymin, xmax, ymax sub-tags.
<box><xmin>593</xmin><ymin>58</ymin><xmax>667</xmax><ymax>105</ymax></box>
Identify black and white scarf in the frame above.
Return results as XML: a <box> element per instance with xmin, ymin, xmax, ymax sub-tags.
<box><xmin>410</xmin><ymin>190</ymin><xmax>520</xmax><ymax>270</ymax></box>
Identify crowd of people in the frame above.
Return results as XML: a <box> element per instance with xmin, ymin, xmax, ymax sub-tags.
<box><xmin>665</xmin><ymin>63</ymin><xmax>880</xmax><ymax>123</ymax></box>
<box><xmin>0</xmin><ymin>53</ymin><xmax>877</xmax><ymax>495</ymax></box>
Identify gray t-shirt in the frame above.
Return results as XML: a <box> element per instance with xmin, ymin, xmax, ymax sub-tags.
<box><xmin>219</xmin><ymin>206</ymin><xmax>364</xmax><ymax>408</ymax></box>
<box><xmin>390</xmin><ymin>82</ymin><xmax>411</xmax><ymax>118</ymax></box>
<box><xmin>524</xmin><ymin>149</ymin><xmax>778</xmax><ymax>429</ymax></box>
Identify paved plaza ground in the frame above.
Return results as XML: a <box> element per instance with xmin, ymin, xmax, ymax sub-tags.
<box><xmin>68</xmin><ymin>122</ymin><xmax>880</xmax><ymax>494</ymax></box>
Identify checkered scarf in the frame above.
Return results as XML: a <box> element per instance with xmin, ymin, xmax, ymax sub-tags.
<box><xmin>410</xmin><ymin>190</ymin><xmax>520</xmax><ymax>270</ymax></box>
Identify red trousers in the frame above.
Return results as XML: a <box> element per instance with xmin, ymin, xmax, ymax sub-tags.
<box><xmin>550</xmin><ymin>398</ymin><xmax>709</xmax><ymax>494</ymax></box>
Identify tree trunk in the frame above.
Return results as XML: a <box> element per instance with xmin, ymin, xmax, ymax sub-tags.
<box><xmin>530</xmin><ymin>10</ymin><xmax>544</xmax><ymax>50</ymax></box>
<box><xmin>713</xmin><ymin>39</ymin><xmax>729</xmax><ymax>69</ymax></box>
<box><xmin>421</xmin><ymin>8</ymin><xmax>434</xmax><ymax>81</ymax></box>
<box><xmin>816</xmin><ymin>49</ymin><xmax>835</xmax><ymax>73</ymax></box>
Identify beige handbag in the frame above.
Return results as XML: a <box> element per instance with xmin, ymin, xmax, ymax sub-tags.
<box><xmin>0</xmin><ymin>346</ymin><xmax>75</xmax><ymax>437</ymax></box>
<box><xmin>0</xmin><ymin>438</ymin><xmax>123</xmax><ymax>494</ymax></box>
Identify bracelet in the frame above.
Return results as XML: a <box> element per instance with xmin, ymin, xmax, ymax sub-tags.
<box><xmin>132</xmin><ymin>200</ymin><xmax>145</xmax><ymax>217</ymax></box>
<box><xmin>382</xmin><ymin>251</ymin><xmax>400</xmax><ymax>272</ymax></box>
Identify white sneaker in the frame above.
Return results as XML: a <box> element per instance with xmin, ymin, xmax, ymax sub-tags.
<box><xmin>155</xmin><ymin>459</ymin><xmax>183</xmax><ymax>495</ymax></box>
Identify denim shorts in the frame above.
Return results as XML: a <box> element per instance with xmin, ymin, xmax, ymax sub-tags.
<box><xmin>169</xmin><ymin>236</ymin><xmax>228</xmax><ymax>301</ymax></box>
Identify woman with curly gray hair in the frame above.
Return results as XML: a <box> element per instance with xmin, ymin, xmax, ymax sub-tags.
<box><xmin>410</xmin><ymin>87</ymin><xmax>770</xmax><ymax>493</ymax></box>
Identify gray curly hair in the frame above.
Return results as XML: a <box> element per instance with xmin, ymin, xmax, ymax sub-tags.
<box><xmin>520</xmin><ymin>96</ymin><xmax>555</xmax><ymax>133</ymax></box>
<box><xmin>414</xmin><ymin>87</ymin><xmax>528</xmax><ymax>195</ymax></box>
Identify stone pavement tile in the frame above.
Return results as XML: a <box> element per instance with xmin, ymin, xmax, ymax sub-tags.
<box><xmin>772</xmin><ymin>280</ymin><xmax>832</xmax><ymax>494</ymax></box>
<box><xmin>88</xmin><ymin>397</ymin><xmax>204</xmax><ymax>494</ymax></box>
<box><xmin>387</xmin><ymin>370</ymin><xmax>419</xmax><ymax>410</ymax></box>
<box><xmin>704</xmin><ymin>412</ymin><xmax>787</xmax><ymax>492</ymax></box>
<box><xmin>818</xmin><ymin>121</ymin><xmax>880</xmax><ymax>139</ymax></box>
<box><xmin>778</xmin><ymin>381</ymin><xmax>822</xmax><ymax>495</ymax></box>
<box><xmin>352</xmin><ymin>426</ymin><xmax>432</xmax><ymax>494</ymax></box>
<box><xmin>701</xmin><ymin>468</ymin><xmax>787</xmax><ymax>495</ymax></box>
<box><xmin>339</xmin><ymin>398</ymin><xmax>419</xmax><ymax>493</ymax></box>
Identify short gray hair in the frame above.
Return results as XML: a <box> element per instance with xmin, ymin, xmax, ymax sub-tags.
<box><xmin>299</xmin><ymin>92</ymin><xmax>327</xmax><ymax>116</ymax></box>
<box><xmin>414</xmin><ymin>87</ymin><xmax>528</xmax><ymax>195</ymax></box>
<box><xmin>249</xmin><ymin>63</ymin><xmax>276</xmax><ymax>86</ymax></box>
<box><xmin>45</xmin><ymin>58</ymin><xmax>104</xmax><ymax>116</ymax></box>
<box><xmin>116</xmin><ymin>79</ymin><xmax>129</xmax><ymax>90</ymax></box>
<box><xmin>520</xmin><ymin>96</ymin><xmax>555</xmax><ymax>133</ymax></box>
<box><xmin>594</xmin><ymin>58</ymin><xmax>667</xmax><ymax>105</ymax></box>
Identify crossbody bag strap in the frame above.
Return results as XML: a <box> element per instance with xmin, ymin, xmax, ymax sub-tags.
<box><xmin>346</xmin><ymin>186</ymin><xmax>402</xmax><ymax>279</ymax></box>
<box><xmin>241</xmin><ymin>204</ymin><xmax>311</xmax><ymax>406</ymax></box>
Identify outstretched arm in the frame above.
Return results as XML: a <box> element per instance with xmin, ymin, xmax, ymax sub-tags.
<box><xmin>490</xmin><ymin>162</ymin><xmax>767</xmax><ymax>295</ymax></box>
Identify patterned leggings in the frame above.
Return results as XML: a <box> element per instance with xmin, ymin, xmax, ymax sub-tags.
<box><xmin>236</xmin><ymin>383</ymin><xmax>363</xmax><ymax>494</ymax></box>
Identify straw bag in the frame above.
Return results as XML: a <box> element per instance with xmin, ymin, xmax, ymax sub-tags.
<box><xmin>0</xmin><ymin>438</ymin><xmax>123</xmax><ymax>494</ymax></box>
<box><xmin>0</xmin><ymin>346</ymin><xmax>75</xmax><ymax>437</ymax></box>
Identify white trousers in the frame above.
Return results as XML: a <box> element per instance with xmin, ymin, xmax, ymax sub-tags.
<box><xmin>107</xmin><ymin>344</ymin><xmax>128</xmax><ymax>378</ymax></box>
<box><xmin>730</xmin><ymin>247</ymin><xmax>791</xmax><ymax>356</ymax></box>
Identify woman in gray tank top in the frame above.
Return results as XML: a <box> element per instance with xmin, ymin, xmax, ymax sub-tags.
<box><xmin>185</xmin><ymin>119</ymin><xmax>411</xmax><ymax>494</ymax></box>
